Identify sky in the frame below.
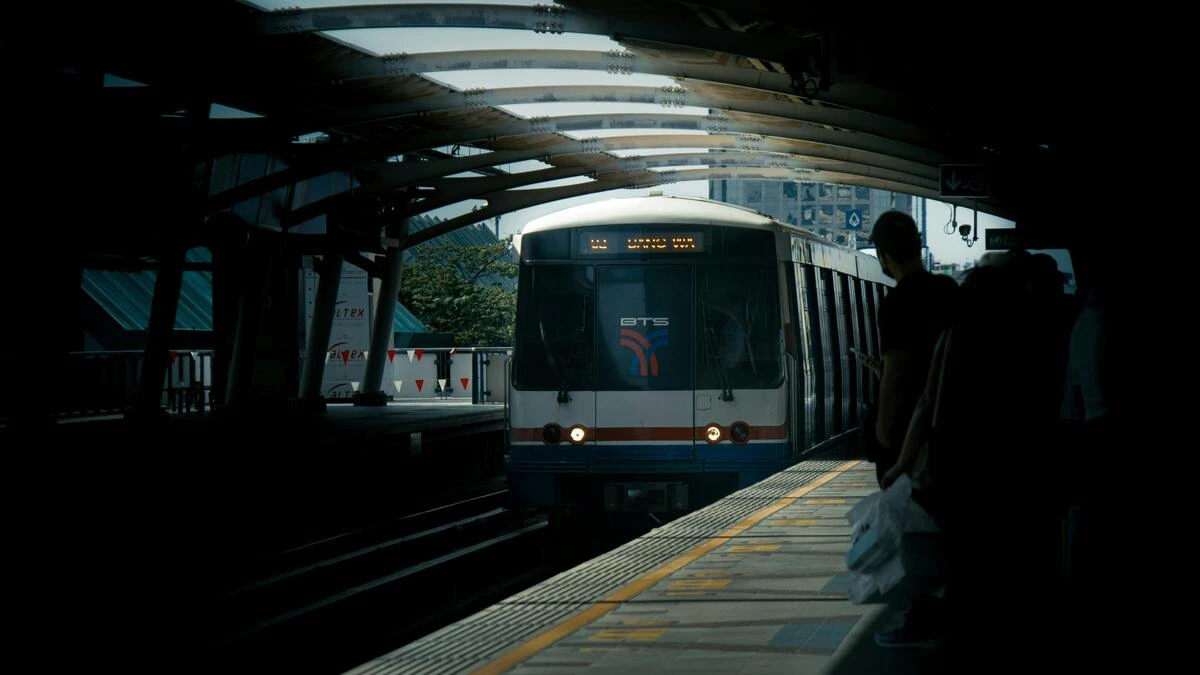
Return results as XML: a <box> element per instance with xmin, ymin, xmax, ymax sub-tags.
<box><xmin>241</xmin><ymin>0</ymin><xmax>1068</xmax><ymax>274</ymax></box>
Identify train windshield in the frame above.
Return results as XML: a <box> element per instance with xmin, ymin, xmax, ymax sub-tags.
<box><xmin>595</xmin><ymin>266</ymin><xmax>693</xmax><ymax>391</ymax></box>
<box><xmin>514</xmin><ymin>260</ymin><xmax>781</xmax><ymax>392</ymax></box>
<box><xmin>695</xmin><ymin>265</ymin><xmax>782</xmax><ymax>391</ymax></box>
<box><xmin>513</xmin><ymin>266</ymin><xmax>595</xmax><ymax>392</ymax></box>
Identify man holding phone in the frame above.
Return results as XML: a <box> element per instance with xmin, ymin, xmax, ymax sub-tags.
<box><xmin>868</xmin><ymin>212</ymin><xmax>958</xmax><ymax>484</ymax></box>
<box><xmin>849</xmin><ymin>346</ymin><xmax>881</xmax><ymax>378</ymax></box>
<box><xmin>863</xmin><ymin>211</ymin><xmax>958</xmax><ymax>649</ymax></box>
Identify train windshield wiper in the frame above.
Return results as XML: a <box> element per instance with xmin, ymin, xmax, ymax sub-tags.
<box><xmin>556</xmin><ymin>326</ymin><xmax>584</xmax><ymax>403</ymax></box>
<box><xmin>699</xmin><ymin>300</ymin><xmax>735</xmax><ymax>402</ymax></box>
<box><xmin>539</xmin><ymin>300</ymin><xmax>588</xmax><ymax>404</ymax></box>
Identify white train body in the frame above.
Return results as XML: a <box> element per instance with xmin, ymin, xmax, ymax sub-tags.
<box><xmin>507</xmin><ymin>196</ymin><xmax>892</xmax><ymax>514</ymax></box>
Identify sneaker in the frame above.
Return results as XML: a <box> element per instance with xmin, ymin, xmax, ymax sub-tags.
<box><xmin>873</xmin><ymin>609</ymin><xmax>945</xmax><ymax>648</ymax></box>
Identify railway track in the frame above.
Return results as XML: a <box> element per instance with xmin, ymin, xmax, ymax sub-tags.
<box><xmin>207</xmin><ymin>489</ymin><xmax>550</xmax><ymax>674</ymax></box>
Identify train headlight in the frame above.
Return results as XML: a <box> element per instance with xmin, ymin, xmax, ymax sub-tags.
<box><xmin>730</xmin><ymin>421</ymin><xmax>751</xmax><ymax>444</ymax></box>
<box><xmin>705</xmin><ymin>424</ymin><xmax>722</xmax><ymax>443</ymax></box>
<box><xmin>567</xmin><ymin>425</ymin><xmax>588</xmax><ymax>445</ymax></box>
<box><xmin>542</xmin><ymin>423</ymin><xmax>562</xmax><ymax>445</ymax></box>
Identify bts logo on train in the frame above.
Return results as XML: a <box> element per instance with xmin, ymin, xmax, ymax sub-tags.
<box><xmin>619</xmin><ymin>317</ymin><xmax>670</xmax><ymax>327</ymax></box>
<box><xmin>619</xmin><ymin>318</ymin><xmax>670</xmax><ymax>377</ymax></box>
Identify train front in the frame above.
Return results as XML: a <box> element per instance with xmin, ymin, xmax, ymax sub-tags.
<box><xmin>507</xmin><ymin>204</ymin><xmax>789</xmax><ymax>519</ymax></box>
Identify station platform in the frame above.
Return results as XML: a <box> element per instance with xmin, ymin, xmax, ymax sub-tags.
<box><xmin>1</xmin><ymin>399</ymin><xmax>506</xmax><ymax>445</ymax></box>
<box><xmin>288</xmin><ymin>400</ymin><xmax>507</xmax><ymax>443</ymax></box>
<box><xmin>347</xmin><ymin>455</ymin><xmax>956</xmax><ymax>675</ymax></box>
<box><xmin>3</xmin><ymin>400</ymin><xmax>511</xmax><ymax>582</ymax></box>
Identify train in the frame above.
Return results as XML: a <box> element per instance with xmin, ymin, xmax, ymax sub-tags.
<box><xmin>505</xmin><ymin>195</ymin><xmax>892</xmax><ymax>519</ymax></box>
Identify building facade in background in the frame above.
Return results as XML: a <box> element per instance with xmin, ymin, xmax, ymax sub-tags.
<box><xmin>709</xmin><ymin>179</ymin><xmax>918</xmax><ymax>251</ymax></box>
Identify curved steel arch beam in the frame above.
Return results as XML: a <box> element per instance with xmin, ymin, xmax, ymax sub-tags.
<box><xmin>328</xmin><ymin>83</ymin><xmax>933</xmax><ymax>149</ymax></box>
<box><xmin>258</xmin><ymin>6</ymin><xmax>916</xmax><ymax>117</ymax></box>
<box><xmin>281</xmin><ymin>137</ymin><xmax>937</xmax><ymax>227</ymax></box>
<box><xmin>316</xmin><ymin>49</ymin><xmax>791</xmax><ymax>88</ymax></box>
<box><xmin>355</xmin><ymin>140</ymin><xmax>934</xmax><ymax>193</ymax></box>
<box><xmin>210</xmin><ymin>112</ymin><xmax>941</xmax><ymax>211</ymax></box>
<box><xmin>303</xmin><ymin>149</ymin><xmax>937</xmax><ymax>226</ymax></box>
<box><xmin>329</xmin><ymin>112</ymin><xmax>941</xmax><ymax>167</ymax></box>
<box><xmin>402</xmin><ymin>151</ymin><xmax>937</xmax><ymax>212</ymax></box>
<box><xmin>404</xmin><ymin>165</ymin><xmax>938</xmax><ymax>248</ymax></box>
<box><xmin>403</xmin><ymin>173</ymin><xmax>661</xmax><ymax>249</ymax></box>
<box><xmin>659</xmin><ymin>167</ymin><xmax>926</xmax><ymax>194</ymax></box>
<box><xmin>260</xmin><ymin>3</ymin><xmax>796</xmax><ymax>65</ymax></box>
<box><xmin>289</xmin><ymin>163</ymin><xmax>583</xmax><ymax>228</ymax></box>
<box><xmin>603</xmin><ymin>151</ymin><xmax>913</xmax><ymax>175</ymax></box>
<box><xmin>319</xmin><ymin>47</ymin><xmax>913</xmax><ymax>122</ymax></box>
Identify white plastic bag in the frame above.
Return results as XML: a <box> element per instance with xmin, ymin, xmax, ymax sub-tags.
<box><xmin>844</xmin><ymin>476</ymin><xmax>942</xmax><ymax>604</ymax></box>
<box><xmin>849</xmin><ymin>551</ymin><xmax>907</xmax><ymax>604</ymax></box>
<box><xmin>846</xmin><ymin>491</ymin><xmax>902</xmax><ymax>572</ymax></box>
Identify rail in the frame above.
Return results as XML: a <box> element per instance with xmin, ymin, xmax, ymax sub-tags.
<box><xmin>11</xmin><ymin>347</ymin><xmax>513</xmax><ymax>420</ymax></box>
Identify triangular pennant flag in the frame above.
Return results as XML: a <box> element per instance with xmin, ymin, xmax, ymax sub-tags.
<box><xmin>407</xmin><ymin>349</ymin><xmax>415</xmax><ymax>363</ymax></box>
<box><xmin>351</xmin><ymin>381</ymin><xmax>360</xmax><ymax>392</ymax></box>
<box><xmin>169</xmin><ymin>351</ymin><xmax>178</xmax><ymax>363</ymax></box>
<box><xmin>392</xmin><ymin>380</ymin><xmax>403</xmax><ymax>393</ymax></box>
<box><xmin>388</xmin><ymin>349</ymin><xmax>396</xmax><ymax>363</ymax></box>
<box><xmin>415</xmin><ymin>379</ymin><xmax>424</xmax><ymax>392</ymax></box>
<box><xmin>438</xmin><ymin>378</ymin><xmax>447</xmax><ymax>391</ymax></box>
<box><xmin>415</xmin><ymin>349</ymin><xmax>424</xmax><ymax>361</ymax></box>
<box><xmin>341</xmin><ymin>350</ymin><xmax>350</xmax><ymax>366</ymax></box>
<box><xmin>460</xmin><ymin>377</ymin><xmax>470</xmax><ymax>390</ymax></box>
<box><xmin>190</xmin><ymin>351</ymin><xmax>199</xmax><ymax>361</ymax></box>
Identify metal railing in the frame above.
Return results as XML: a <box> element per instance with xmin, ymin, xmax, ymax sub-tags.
<box><xmin>40</xmin><ymin>346</ymin><xmax>512</xmax><ymax>419</ymax></box>
<box><xmin>59</xmin><ymin>349</ymin><xmax>216</xmax><ymax>417</ymax></box>
<box><xmin>364</xmin><ymin>347</ymin><xmax>511</xmax><ymax>404</ymax></box>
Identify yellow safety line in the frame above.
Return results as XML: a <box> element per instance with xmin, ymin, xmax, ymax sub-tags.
<box><xmin>471</xmin><ymin>459</ymin><xmax>861</xmax><ymax>674</ymax></box>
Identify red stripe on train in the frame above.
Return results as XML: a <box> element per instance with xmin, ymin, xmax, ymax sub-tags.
<box><xmin>511</xmin><ymin>425</ymin><xmax>787</xmax><ymax>443</ymax></box>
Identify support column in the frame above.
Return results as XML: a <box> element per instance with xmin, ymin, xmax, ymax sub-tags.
<box><xmin>298</xmin><ymin>254</ymin><xmax>343</xmax><ymax>401</ymax></box>
<box><xmin>134</xmin><ymin>248</ymin><xmax>185</xmax><ymax>417</ymax></box>
<box><xmin>208</xmin><ymin>214</ymin><xmax>248</xmax><ymax>409</ymax></box>
<box><xmin>4</xmin><ymin>253</ymin><xmax>84</xmax><ymax>430</ymax></box>
<box><xmin>357</xmin><ymin>220</ymin><xmax>408</xmax><ymax>405</ymax></box>
<box><xmin>224</xmin><ymin>240</ymin><xmax>270</xmax><ymax>409</ymax></box>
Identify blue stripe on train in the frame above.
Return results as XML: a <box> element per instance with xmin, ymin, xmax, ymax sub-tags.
<box><xmin>507</xmin><ymin>441</ymin><xmax>796</xmax><ymax>508</ymax></box>
<box><xmin>510</xmin><ymin>441</ymin><xmax>791</xmax><ymax>465</ymax></box>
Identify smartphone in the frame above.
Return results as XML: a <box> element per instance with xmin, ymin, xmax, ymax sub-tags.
<box><xmin>849</xmin><ymin>347</ymin><xmax>880</xmax><ymax>369</ymax></box>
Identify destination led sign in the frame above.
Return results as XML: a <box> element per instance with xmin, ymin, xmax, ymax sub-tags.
<box><xmin>580</xmin><ymin>232</ymin><xmax>704</xmax><ymax>254</ymax></box>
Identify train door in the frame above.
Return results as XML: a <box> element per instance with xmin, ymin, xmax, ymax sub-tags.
<box><xmin>862</xmin><ymin>280</ymin><xmax>881</xmax><ymax>403</ymax></box>
<box><xmin>791</xmin><ymin>263</ymin><xmax>817</xmax><ymax>452</ymax></box>
<box><xmin>839</xmin><ymin>272</ymin><xmax>860</xmax><ymax>428</ymax></box>
<box><xmin>812</xmin><ymin>267</ymin><xmax>835</xmax><ymax>441</ymax></box>
<box><xmin>826</xmin><ymin>269</ymin><xmax>846</xmax><ymax>435</ymax></box>
<box><xmin>847</xmin><ymin>277</ymin><xmax>866</xmax><ymax>425</ymax></box>
<box><xmin>800</xmin><ymin>265</ymin><xmax>826</xmax><ymax>442</ymax></box>
<box><xmin>594</xmin><ymin>266</ymin><xmax>695</xmax><ymax>461</ymax></box>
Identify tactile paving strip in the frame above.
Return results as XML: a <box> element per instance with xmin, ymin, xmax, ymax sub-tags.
<box><xmin>348</xmin><ymin>454</ymin><xmax>862</xmax><ymax>674</ymax></box>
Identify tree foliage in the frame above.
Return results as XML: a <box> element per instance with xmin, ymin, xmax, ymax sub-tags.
<box><xmin>398</xmin><ymin>237</ymin><xmax>517</xmax><ymax>346</ymax></box>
